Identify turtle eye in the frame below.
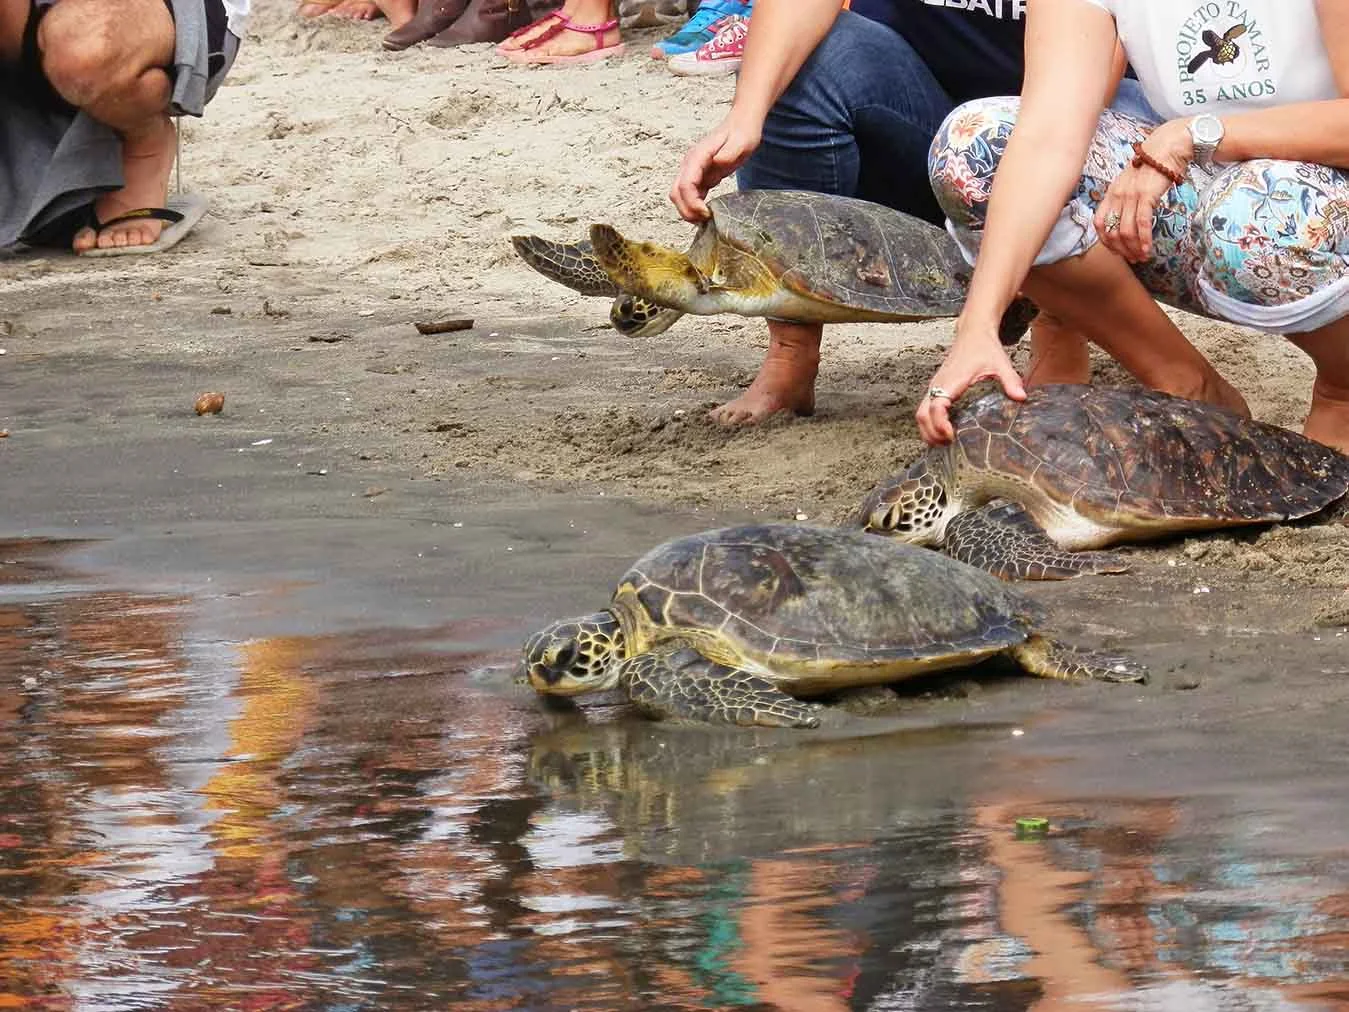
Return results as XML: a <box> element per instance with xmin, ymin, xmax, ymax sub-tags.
<box><xmin>885</xmin><ymin>505</ymin><xmax>910</xmax><ymax>532</ymax></box>
<box><xmin>553</xmin><ymin>641</ymin><xmax>579</xmax><ymax>671</ymax></box>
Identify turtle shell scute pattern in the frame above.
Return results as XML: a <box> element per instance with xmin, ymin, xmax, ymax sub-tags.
<box><xmin>953</xmin><ymin>385</ymin><xmax>1349</xmax><ymax>523</ymax></box>
<box><xmin>612</xmin><ymin>524</ymin><xmax>1037</xmax><ymax>676</ymax></box>
<box><xmin>708</xmin><ymin>190</ymin><xmax>971</xmax><ymax>317</ymax></box>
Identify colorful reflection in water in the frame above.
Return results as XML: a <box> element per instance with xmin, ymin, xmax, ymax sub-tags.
<box><xmin>0</xmin><ymin>540</ymin><xmax>1344</xmax><ymax>1010</ymax></box>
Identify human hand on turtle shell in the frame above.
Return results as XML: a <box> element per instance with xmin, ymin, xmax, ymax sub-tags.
<box><xmin>1094</xmin><ymin>119</ymin><xmax>1194</xmax><ymax>264</ymax></box>
<box><xmin>670</xmin><ymin>115</ymin><xmax>762</xmax><ymax>223</ymax></box>
<box><xmin>916</xmin><ymin>319</ymin><xmax>1027</xmax><ymax>445</ymax></box>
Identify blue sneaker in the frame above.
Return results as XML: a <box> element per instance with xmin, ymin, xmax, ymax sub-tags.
<box><xmin>650</xmin><ymin>0</ymin><xmax>751</xmax><ymax>60</ymax></box>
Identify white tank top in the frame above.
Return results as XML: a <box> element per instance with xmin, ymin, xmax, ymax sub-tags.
<box><xmin>1077</xmin><ymin>0</ymin><xmax>1338</xmax><ymax>119</ymax></box>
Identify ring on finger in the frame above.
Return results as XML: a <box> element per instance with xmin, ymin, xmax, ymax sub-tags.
<box><xmin>1104</xmin><ymin>211</ymin><xmax>1122</xmax><ymax>234</ymax></box>
<box><xmin>927</xmin><ymin>386</ymin><xmax>952</xmax><ymax>402</ymax></box>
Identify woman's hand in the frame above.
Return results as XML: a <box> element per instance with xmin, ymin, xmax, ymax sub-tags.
<box><xmin>1094</xmin><ymin>119</ymin><xmax>1193</xmax><ymax>263</ymax></box>
<box><xmin>916</xmin><ymin>319</ymin><xmax>1027</xmax><ymax>445</ymax></box>
<box><xmin>670</xmin><ymin>116</ymin><xmax>763</xmax><ymax>223</ymax></box>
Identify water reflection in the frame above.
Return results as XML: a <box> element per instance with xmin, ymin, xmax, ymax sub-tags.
<box><xmin>0</xmin><ymin>543</ymin><xmax>1343</xmax><ymax>1010</ymax></box>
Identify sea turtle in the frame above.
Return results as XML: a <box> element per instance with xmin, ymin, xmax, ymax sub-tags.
<box><xmin>511</xmin><ymin>189</ymin><xmax>1038</xmax><ymax>343</ymax></box>
<box><xmin>855</xmin><ymin>384</ymin><xmax>1349</xmax><ymax>581</ymax></box>
<box><xmin>522</xmin><ymin>523</ymin><xmax>1145</xmax><ymax>729</ymax></box>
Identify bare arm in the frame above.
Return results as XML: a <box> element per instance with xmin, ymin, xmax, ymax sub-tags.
<box><xmin>956</xmin><ymin>0</ymin><xmax>1118</xmax><ymax>334</ymax></box>
<box><xmin>730</xmin><ymin>0</ymin><xmax>843</xmax><ymax>127</ymax></box>
<box><xmin>915</xmin><ymin>0</ymin><xmax>1118</xmax><ymax>443</ymax></box>
<box><xmin>670</xmin><ymin>0</ymin><xmax>841</xmax><ymax>221</ymax></box>
<box><xmin>1128</xmin><ymin>3</ymin><xmax>1349</xmax><ymax>183</ymax></box>
<box><xmin>1218</xmin><ymin>0</ymin><xmax>1349</xmax><ymax>161</ymax></box>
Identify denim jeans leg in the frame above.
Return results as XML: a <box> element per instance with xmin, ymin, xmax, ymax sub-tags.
<box><xmin>737</xmin><ymin>10</ymin><xmax>955</xmax><ymax>225</ymax></box>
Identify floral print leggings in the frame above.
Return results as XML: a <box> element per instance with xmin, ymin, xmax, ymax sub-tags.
<box><xmin>928</xmin><ymin>97</ymin><xmax>1349</xmax><ymax>335</ymax></box>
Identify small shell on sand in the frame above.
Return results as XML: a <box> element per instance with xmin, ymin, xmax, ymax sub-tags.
<box><xmin>194</xmin><ymin>392</ymin><xmax>226</xmax><ymax>416</ymax></box>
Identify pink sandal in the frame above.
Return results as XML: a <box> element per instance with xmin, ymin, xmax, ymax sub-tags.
<box><xmin>498</xmin><ymin>11</ymin><xmax>625</xmax><ymax>64</ymax></box>
<box><xmin>494</xmin><ymin>7</ymin><xmax>566</xmax><ymax>56</ymax></box>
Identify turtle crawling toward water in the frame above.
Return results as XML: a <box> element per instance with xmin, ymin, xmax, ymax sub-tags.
<box><xmin>512</xmin><ymin>190</ymin><xmax>1038</xmax><ymax>343</ymax></box>
<box><xmin>523</xmin><ymin>523</ymin><xmax>1145</xmax><ymax>729</ymax></box>
<box><xmin>856</xmin><ymin>384</ymin><xmax>1349</xmax><ymax>581</ymax></box>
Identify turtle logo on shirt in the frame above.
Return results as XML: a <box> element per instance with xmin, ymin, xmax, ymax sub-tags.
<box><xmin>1186</xmin><ymin>23</ymin><xmax>1249</xmax><ymax>73</ymax></box>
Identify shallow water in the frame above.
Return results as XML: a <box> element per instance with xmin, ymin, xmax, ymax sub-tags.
<box><xmin>1</xmin><ymin>540</ymin><xmax>1346</xmax><ymax>1011</ymax></box>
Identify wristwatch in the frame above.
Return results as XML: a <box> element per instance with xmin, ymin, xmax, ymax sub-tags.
<box><xmin>1188</xmin><ymin>113</ymin><xmax>1225</xmax><ymax>169</ymax></box>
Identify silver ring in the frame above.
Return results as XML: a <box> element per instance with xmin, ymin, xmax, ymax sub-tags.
<box><xmin>1104</xmin><ymin>211</ymin><xmax>1122</xmax><ymax>234</ymax></box>
<box><xmin>927</xmin><ymin>386</ymin><xmax>952</xmax><ymax>401</ymax></box>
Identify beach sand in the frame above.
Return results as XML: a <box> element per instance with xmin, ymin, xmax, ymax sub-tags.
<box><xmin>2</xmin><ymin>0</ymin><xmax>1345</xmax><ymax>598</ymax></box>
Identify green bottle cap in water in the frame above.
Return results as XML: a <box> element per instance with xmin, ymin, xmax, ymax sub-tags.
<box><xmin>1015</xmin><ymin>817</ymin><xmax>1050</xmax><ymax>838</ymax></box>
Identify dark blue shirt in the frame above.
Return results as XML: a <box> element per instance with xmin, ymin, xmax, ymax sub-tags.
<box><xmin>849</xmin><ymin>0</ymin><xmax>1028</xmax><ymax>104</ymax></box>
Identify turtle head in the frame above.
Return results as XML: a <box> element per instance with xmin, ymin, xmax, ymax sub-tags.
<box><xmin>590</xmin><ymin>223</ymin><xmax>712</xmax><ymax>313</ymax></box>
<box><xmin>523</xmin><ymin>612</ymin><xmax>626</xmax><ymax>696</ymax></box>
<box><xmin>609</xmin><ymin>294</ymin><xmax>681</xmax><ymax>337</ymax></box>
<box><xmin>855</xmin><ymin>456</ymin><xmax>955</xmax><ymax>546</ymax></box>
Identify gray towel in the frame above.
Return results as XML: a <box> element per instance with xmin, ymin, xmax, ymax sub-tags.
<box><xmin>0</xmin><ymin>0</ymin><xmax>238</xmax><ymax>248</ymax></box>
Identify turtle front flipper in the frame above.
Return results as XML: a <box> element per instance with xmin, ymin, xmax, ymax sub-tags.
<box><xmin>512</xmin><ymin>236</ymin><xmax>621</xmax><ymax>298</ymax></box>
<box><xmin>618</xmin><ymin>645</ymin><xmax>822</xmax><ymax>729</ymax></box>
<box><xmin>943</xmin><ymin>502</ymin><xmax>1130</xmax><ymax>581</ymax></box>
<box><xmin>1011</xmin><ymin>635</ymin><xmax>1148</xmax><ymax>684</ymax></box>
<box><xmin>609</xmin><ymin>294</ymin><xmax>685</xmax><ymax>338</ymax></box>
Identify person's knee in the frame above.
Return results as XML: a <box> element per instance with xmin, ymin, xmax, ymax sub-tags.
<box><xmin>39</xmin><ymin>0</ymin><xmax>173</xmax><ymax>109</ymax></box>
<box><xmin>928</xmin><ymin>97</ymin><xmax>1020</xmax><ymax>227</ymax></box>
<box><xmin>770</xmin><ymin>12</ymin><xmax>924</xmax><ymax>131</ymax></box>
<box><xmin>1194</xmin><ymin>159</ymin><xmax>1325</xmax><ymax>306</ymax></box>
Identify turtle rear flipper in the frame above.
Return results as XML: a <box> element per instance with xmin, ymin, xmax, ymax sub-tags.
<box><xmin>997</xmin><ymin>297</ymin><xmax>1039</xmax><ymax>347</ymax></box>
<box><xmin>944</xmin><ymin>502</ymin><xmax>1131</xmax><ymax>581</ymax></box>
<box><xmin>620</xmin><ymin>646</ymin><xmax>822</xmax><ymax>728</ymax></box>
<box><xmin>512</xmin><ymin>236</ymin><xmax>621</xmax><ymax>298</ymax></box>
<box><xmin>1011</xmin><ymin>635</ymin><xmax>1148</xmax><ymax>684</ymax></box>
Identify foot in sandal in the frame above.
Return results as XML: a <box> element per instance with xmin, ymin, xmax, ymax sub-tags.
<box><xmin>497</xmin><ymin>0</ymin><xmax>623</xmax><ymax>64</ymax></box>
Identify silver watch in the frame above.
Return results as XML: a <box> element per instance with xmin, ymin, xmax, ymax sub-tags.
<box><xmin>1188</xmin><ymin>114</ymin><xmax>1225</xmax><ymax>169</ymax></box>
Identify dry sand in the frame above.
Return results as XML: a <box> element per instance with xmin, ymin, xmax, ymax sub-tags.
<box><xmin>2</xmin><ymin>0</ymin><xmax>1346</xmax><ymax>601</ymax></box>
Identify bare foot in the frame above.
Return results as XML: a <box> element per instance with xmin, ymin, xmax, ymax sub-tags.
<box><xmin>332</xmin><ymin>0</ymin><xmax>380</xmax><ymax>19</ymax></box>
<box><xmin>1024</xmin><ymin>314</ymin><xmax>1090</xmax><ymax>387</ymax></box>
<box><xmin>298</xmin><ymin>1</ymin><xmax>336</xmax><ymax>15</ymax></box>
<box><xmin>708</xmin><ymin>323</ymin><xmax>820</xmax><ymax>426</ymax></box>
<box><xmin>73</xmin><ymin>114</ymin><xmax>176</xmax><ymax>253</ymax></box>
<box><xmin>1303</xmin><ymin>380</ymin><xmax>1349</xmax><ymax>454</ymax></box>
<box><xmin>375</xmin><ymin>0</ymin><xmax>416</xmax><ymax>26</ymax></box>
<box><xmin>1194</xmin><ymin>372</ymin><xmax>1251</xmax><ymax>419</ymax></box>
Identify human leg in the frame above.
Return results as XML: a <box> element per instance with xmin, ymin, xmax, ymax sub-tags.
<box><xmin>930</xmin><ymin>98</ymin><xmax>1249</xmax><ymax>415</ymax></box>
<box><xmin>1191</xmin><ymin>159</ymin><xmax>1349</xmax><ymax>450</ymax></box>
<box><xmin>38</xmin><ymin>0</ymin><xmax>178</xmax><ymax>251</ymax></box>
<box><xmin>373</xmin><ymin>0</ymin><xmax>417</xmax><ymax>26</ymax></box>
<box><xmin>1019</xmin><ymin>251</ymin><xmax>1248</xmax><ymax>414</ymax></box>
<box><xmin>711</xmin><ymin>12</ymin><xmax>953</xmax><ymax>425</ymax></box>
<box><xmin>707</xmin><ymin>322</ymin><xmax>820</xmax><ymax>426</ymax></box>
<box><xmin>383</xmin><ymin>0</ymin><xmax>467</xmax><ymax>49</ymax></box>
<box><xmin>1287</xmin><ymin>322</ymin><xmax>1349</xmax><ymax>452</ymax></box>
<box><xmin>330</xmin><ymin>1</ymin><xmax>381</xmax><ymax>20</ymax></box>
<box><xmin>1017</xmin><ymin>76</ymin><xmax>1164</xmax><ymax>387</ymax></box>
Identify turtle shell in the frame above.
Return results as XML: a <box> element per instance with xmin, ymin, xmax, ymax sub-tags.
<box><xmin>706</xmin><ymin>190</ymin><xmax>973</xmax><ymax>317</ymax></box>
<box><xmin>610</xmin><ymin>523</ymin><xmax>1039</xmax><ymax>694</ymax></box>
<box><xmin>953</xmin><ymin>384</ymin><xmax>1349</xmax><ymax>526</ymax></box>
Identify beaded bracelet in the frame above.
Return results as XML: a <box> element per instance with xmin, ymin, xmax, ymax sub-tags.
<box><xmin>1131</xmin><ymin>141</ymin><xmax>1186</xmax><ymax>187</ymax></box>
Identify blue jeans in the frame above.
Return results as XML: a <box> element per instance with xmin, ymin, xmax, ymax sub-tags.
<box><xmin>738</xmin><ymin>9</ymin><xmax>1156</xmax><ymax>228</ymax></box>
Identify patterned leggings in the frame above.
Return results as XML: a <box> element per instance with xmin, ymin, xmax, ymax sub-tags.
<box><xmin>928</xmin><ymin>97</ymin><xmax>1349</xmax><ymax>335</ymax></box>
